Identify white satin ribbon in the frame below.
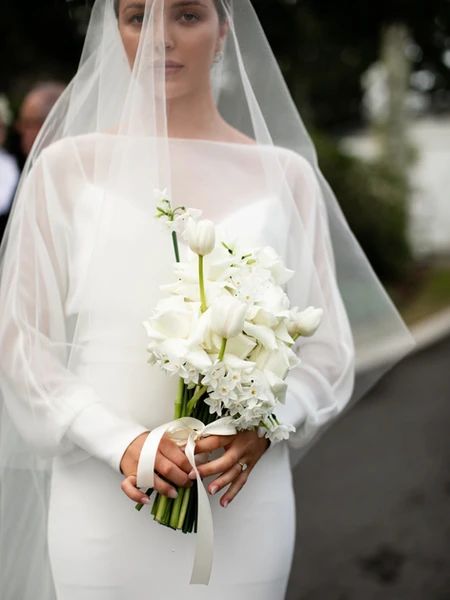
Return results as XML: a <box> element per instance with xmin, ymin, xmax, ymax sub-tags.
<box><xmin>136</xmin><ymin>416</ymin><xmax>238</xmax><ymax>585</ymax></box>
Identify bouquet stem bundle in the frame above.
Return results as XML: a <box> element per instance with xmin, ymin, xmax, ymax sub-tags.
<box><xmin>135</xmin><ymin>379</ymin><xmax>213</xmax><ymax>533</ymax></box>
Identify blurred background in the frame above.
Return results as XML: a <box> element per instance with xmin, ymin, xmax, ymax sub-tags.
<box><xmin>0</xmin><ymin>1</ymin><xmax>449</xmax><ymax>598</ymax></box>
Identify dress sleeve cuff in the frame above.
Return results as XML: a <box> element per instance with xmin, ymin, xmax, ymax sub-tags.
<box><xmin>65</xmin><ymin>398</ymin><xmax>150</xmax><ymax>475</ymax></box>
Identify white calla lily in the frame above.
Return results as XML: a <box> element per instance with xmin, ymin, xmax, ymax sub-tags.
<box><xmin>225</xmin><ymin>332</ymin><xmax>257</xmax><ymax>358</ymax></box>
<box><xmin>254</xmin><ymin>246</ymin><xmax>295</xmax><ymax>285</ymax></box>
<box><xmin>243</xmin><ymin>321</ymin><xmax>278</xmax><ymax>351</ymax></box>
<box><xmin>264</xmin><ymin>370</ymin><xmax>288</xmax><ymax>403</ymax></box>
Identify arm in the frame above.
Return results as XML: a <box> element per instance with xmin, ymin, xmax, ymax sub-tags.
<box><xmin>275</xmin><ymin>154</ymin><xmax>355</xmax><ymax>450</ymax></box>
<box><xmin>0</xmin><ymin>148</ymin><xmax>149</xmax><ymax>474</ymax></box>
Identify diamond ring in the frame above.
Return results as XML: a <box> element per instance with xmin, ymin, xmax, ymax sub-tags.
<box><xmin>238</xmin><ymin>461</ymin><xmax>248</xmax><ymax>472</ymax></box>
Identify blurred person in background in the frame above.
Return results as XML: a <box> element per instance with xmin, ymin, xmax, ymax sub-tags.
<box><xmin>16</xmin><ymin>80</ymin><xmax>66</xmax><ymax>164</ymax></box>
<box><xmin>0</xmin><ymin>95</ymin><xmax>19</xmax><ymax>215</ymax></box>
<box><xmin>0</xmin><ymin>81</ymin><xmax>65</xmax><ymax>241</ymax></box>
<box><xmin>0</xmin><ymin>95</ymin><xmax>19</xmax><ymax>239</ymax></box>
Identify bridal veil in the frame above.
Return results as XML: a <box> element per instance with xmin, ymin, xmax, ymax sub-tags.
<box><xmin>0</xmin><ymin>1</ymin><xmax>415</xmax><ymax>597</ymax></box>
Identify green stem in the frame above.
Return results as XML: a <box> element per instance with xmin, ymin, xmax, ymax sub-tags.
<box><xmin>177</xmin><ymin>486</ymin><xmax>191</xmax><ymax>530</ymax></box>
<box><xmin>181</xmin><ymin>383</ymin><xmax>189</xmax><ymax>417</ymax></box>
<box><xmin>174</xmin><ymin>377</ymin><xmax>185</xmax><ymax>419</ymax></box>
<box><xmin>186</xmin><ymin>384</ymin><xmax>207</xmax><ymax>415</ymax></box>
<box><xmin>155</xmin><ymin>494</ymin><xmax>169</xmax><ymax>523</ymax></box>
<box><xmin>198</xmin><ymin>255</ymin><xmax>207</xmax><ymax>313</ymax></box>
<box><xmin>183</xmin><ymin>481</ymin><xmax>198</xmax><ymax>534</ymax></box>
<box><xmin>218</xmin><ymin>337</ymin><xmax>227</xmax><ymax>361</ymax></box>
<box><xmin>169</xmin><ymin>487</ymin><xmax>185</xmax><ymax>529</ymax></box>
<box><xmin>135</xmin><ymin>487</ymin><xmax>154</xmax><ymax>511</ymax></box>
<box><xmin>151</xmin><ymin>493</ymin><xmax>160</xmax><ymax>517</ymax></box>
<box><xmin>171</xmin><ymin>230</ymin><xmax>180</xmax><ymax>263</ymax></box>
<box><xmin>163</xmin><ymin>497</ymin><xmax>173</xmax><ymax>526</ymax></box>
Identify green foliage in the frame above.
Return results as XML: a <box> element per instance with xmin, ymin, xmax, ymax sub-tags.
<box><xmin>313</xmin><ymin>130</ymin><xmax>413</xmax><ymax>282</ymax></box>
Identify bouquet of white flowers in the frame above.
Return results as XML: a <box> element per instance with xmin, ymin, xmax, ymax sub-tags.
<box><xmin>135</xmin><ymin>189</ymin><xmax>323</xmax><ymax>535</ymax></box>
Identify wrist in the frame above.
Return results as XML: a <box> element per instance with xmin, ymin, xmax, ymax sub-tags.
<box><xmin>120</xmin><ymin>430</ymin><xmax>150</xmax><ymax>475</ymax></box>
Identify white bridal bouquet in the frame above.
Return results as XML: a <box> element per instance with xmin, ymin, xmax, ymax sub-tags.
<box><xmin>135</xmin><ymin>189</ymin><xmax>323</xmax><ymax>535</ymax></box>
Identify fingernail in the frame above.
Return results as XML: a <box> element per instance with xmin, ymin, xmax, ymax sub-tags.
<box><xmin>141</xmin><ymin>497</ymin><xmax>151</xmax><ymax>505</ymax></box>
<box><xmin>169</xmin><ymin>489</ymin><xmax>178</xmax><ymax>499</ymax></box>
<box><xmin>222</xmin><ymin>499</ymin><xmax>229</xmax><ymax>508</ymax></box>
<box><xmin>189</xmin><ymin>470</ymin><xmax>196</xmax><ymax>480</ymax></box>
<box><xmin>209</xmin><ymin>485</ymin><xmax>218</xmax><ymax>496</ymax></box>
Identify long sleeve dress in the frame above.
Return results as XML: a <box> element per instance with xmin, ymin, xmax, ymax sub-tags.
<box><xmin>0</xmin><ymin>132</ymin><xmax>354</xmax><ymax>599</ymax></box>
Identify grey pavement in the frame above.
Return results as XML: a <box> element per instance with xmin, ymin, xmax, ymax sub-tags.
<box><xmin>286</xmin><ymin>334</ymin><xmax>450</xmax><ymax>600</ymax></box>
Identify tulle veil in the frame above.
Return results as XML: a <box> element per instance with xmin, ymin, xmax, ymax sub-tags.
<box><xmin>0</xmin><ymin>0</ymin><xmax>415</xmax><ymax>596</ymax></box>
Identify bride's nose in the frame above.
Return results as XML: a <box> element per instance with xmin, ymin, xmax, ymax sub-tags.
<box><xmin>152</xmin><ymin>15</ymin><xmax>175</xmax><ymax>53</ymax></box>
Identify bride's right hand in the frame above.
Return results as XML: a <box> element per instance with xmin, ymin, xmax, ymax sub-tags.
<box><xmin>120</xmin><ymin>431</ymin><xmax>193</xmax><ymax>504</ymax></box>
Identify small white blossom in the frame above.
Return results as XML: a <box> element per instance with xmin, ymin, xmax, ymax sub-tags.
<box><xmin>201</xmin><ymin>361</ymin><xmax>227</xmax><ymax>388</ymax></box>
<box><xmin>267</xmin><ymin>422</ymin><xmax>296</xmax><ymax>443</ymax></box>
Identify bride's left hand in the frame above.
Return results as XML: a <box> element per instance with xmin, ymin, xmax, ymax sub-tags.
<box><xmin>192</xmin><ymin>430</ymin><xmax>270</xmax><ymax>507</ymax></box>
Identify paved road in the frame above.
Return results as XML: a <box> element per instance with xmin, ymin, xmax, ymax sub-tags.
<box><xmin>286</xmin><ymin>335</ymin><xmax>450</xmax><ymax>600</ymax></box>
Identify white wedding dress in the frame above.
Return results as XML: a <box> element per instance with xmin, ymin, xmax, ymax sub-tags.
<box><xmin>4</xmin><ymin>133</ymin><xmax>354</xmax><ymax>599</ymax></box>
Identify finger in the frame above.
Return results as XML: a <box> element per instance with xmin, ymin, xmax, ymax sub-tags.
<box><xmin>193</xmin><ymin>446</ymin><xmax>242</xmax><ymax>479</ymax></box>
<box><xmin>121</xmin><ymin>475</ymin><xmax>152</xmax><ymax>504</ymax></box>
<box><xmin>194</xmin><ymin>435</ymin><xmax>237</xmax><ymax>455</ymax></box>
<box><xmin>153</xmin><ymin>473</ymin><xmax>179</xmax><ymax>499</ymax></box>
<box><xmin>155</xmin><ymin>453</ymin><xmax>192</xmax><ymax>487</ymax></box>
<box><xmin>220</xmin><ymin>467</ymin><xmax>251</xmax><ymax>507</ymax></box>
<box><xmin>207</xmin><ymin>462</ymin><xmax>245</xmax><ymax>496</ymax></box>
<box><xmin>159</xmin><ymin>439</ymin><xmax>192</xmax><ymax>474</ymax></box>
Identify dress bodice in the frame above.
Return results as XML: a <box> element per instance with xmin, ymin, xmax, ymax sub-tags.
<box><xmin>66</xmin><ymin>182</ymin><xmax>286</xmax><ymax>431</ymax></box>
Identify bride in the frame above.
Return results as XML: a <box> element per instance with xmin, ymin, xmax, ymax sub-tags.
<box><xmin>0</xmin><ymin>1</ymin><xmax>414</xmax><ymax>598</ymax></box>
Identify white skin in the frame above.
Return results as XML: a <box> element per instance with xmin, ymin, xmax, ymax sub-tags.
<box><xmin>118</xmin><ymin>0</ymin><xmax>270</xmax><ymax>508</ymax></box>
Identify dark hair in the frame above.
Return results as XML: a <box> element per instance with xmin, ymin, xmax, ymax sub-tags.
<box><xmin>113</xmin><ymin>0</ymin><xmax>229</xmax><ymax>23</ymax></box>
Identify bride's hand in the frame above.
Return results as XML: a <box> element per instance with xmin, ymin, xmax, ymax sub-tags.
<box><xmin>120</xmin><ymin>431</ymin><xmax>193</xmax><ymax>504</ymax></box>
<box><xmin>192</xmin><ymin>430</ymin><xmax>271</xmax><ymax>507</ymax></box>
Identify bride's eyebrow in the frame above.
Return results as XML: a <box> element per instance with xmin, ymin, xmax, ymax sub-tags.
<box><xmin>123</xmin><ymin>0</ymin><xmax>206</xmax><ymax>11</ymax></box>
<box><xmin>124</xmin><ymin>1</ymin><xmax>146</xmax><ymax>11</ymax></box>
<box><xmin>171</xmin><ymin>1</ymin><xmax>207</xmax><ymax>7</ymax></box>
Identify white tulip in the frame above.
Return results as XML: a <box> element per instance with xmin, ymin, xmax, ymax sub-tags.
<box><xmin>288</xmin><ymin>306</ymin><xmax>323</xmax><ymax>337</ymax></box>
<box><xmin>210</xmin><ymin>295</ymin><xmax>248</xmax><ymax>339</ymax></box>
<box><xmin>184</xmin><ymin>218</ymin><xmax>216</xmax><ymax>256</ymax></box>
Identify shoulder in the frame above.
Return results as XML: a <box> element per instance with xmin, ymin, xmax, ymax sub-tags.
<box><xmin>269</xmin><ymin>145</ymin><xmax>320</xmax><ymax>195</ymax></box>
<box><xmin>37</xmin><ymin>132</ymin><xmax>108</xmax><ymax>174</ymax></box>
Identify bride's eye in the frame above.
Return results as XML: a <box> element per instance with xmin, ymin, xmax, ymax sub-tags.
<box><xmin>129</xmin><ymin>13</ymin><xmax>144</xmax><ymax>25</ymax></box>
<box><xmin>178</xmin><ymin>12</ymin><xmax>200</xmax><ymax>25</ymax></box>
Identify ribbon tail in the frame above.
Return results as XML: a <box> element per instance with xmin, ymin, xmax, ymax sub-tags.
<box><xmin>136</xmin><ymin>422</ymin><xmax>173</xmax><ymax>489</ymax></box>
<box><xmin>185</xmin><ymin>433</ymin><xmax>214</xmax><ymax>585</ymax></box>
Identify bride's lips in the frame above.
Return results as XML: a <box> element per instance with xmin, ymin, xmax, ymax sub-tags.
<box><xmin>154</xmin><ymin>61</ymin><xmax>184</xmax><ymax>73</ymax></box>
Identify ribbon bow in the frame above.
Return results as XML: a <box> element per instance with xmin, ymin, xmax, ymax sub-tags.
<box><xmin>136</xmin><ymin>416</ymin><xmax>238</xmax><ymax>585</ymax></box>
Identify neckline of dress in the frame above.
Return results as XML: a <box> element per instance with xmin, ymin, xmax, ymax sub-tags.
<box><xmin>90</xmin><ymin>131</ymin><xmax>278</xmax><ymax>152</ymax></box>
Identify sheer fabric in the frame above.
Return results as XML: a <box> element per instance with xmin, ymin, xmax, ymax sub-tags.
<box><xmin>0</xmin><ymin>1</ymin><xmax>415</xmax><ymax>597</ymax></box>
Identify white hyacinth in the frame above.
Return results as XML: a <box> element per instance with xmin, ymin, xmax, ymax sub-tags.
<box><xmin>153</xmin><ymin>187</ymin><xmax>202</xmax><ymax>236</ymax></box>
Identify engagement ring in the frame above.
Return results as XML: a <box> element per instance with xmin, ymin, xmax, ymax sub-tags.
<box><xmin>238</xmin><ymin>461</ymin><xmax>248</xmax><ymax>472</ymax></box>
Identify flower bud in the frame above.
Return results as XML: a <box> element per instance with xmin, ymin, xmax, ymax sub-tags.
<box><xmin>287</xmin><ymin>306</ymin><xmax>323</xmax><ymax>337</ymax></box>
<box><xmin>185</xmin><ymin>218</ymin><xmax>216</xmax><ymax>256</ymax></box>
<box><xmin>210</xmin><ymin>295</ymin><xmax>248</xmax><ymax>339</ymax></box>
